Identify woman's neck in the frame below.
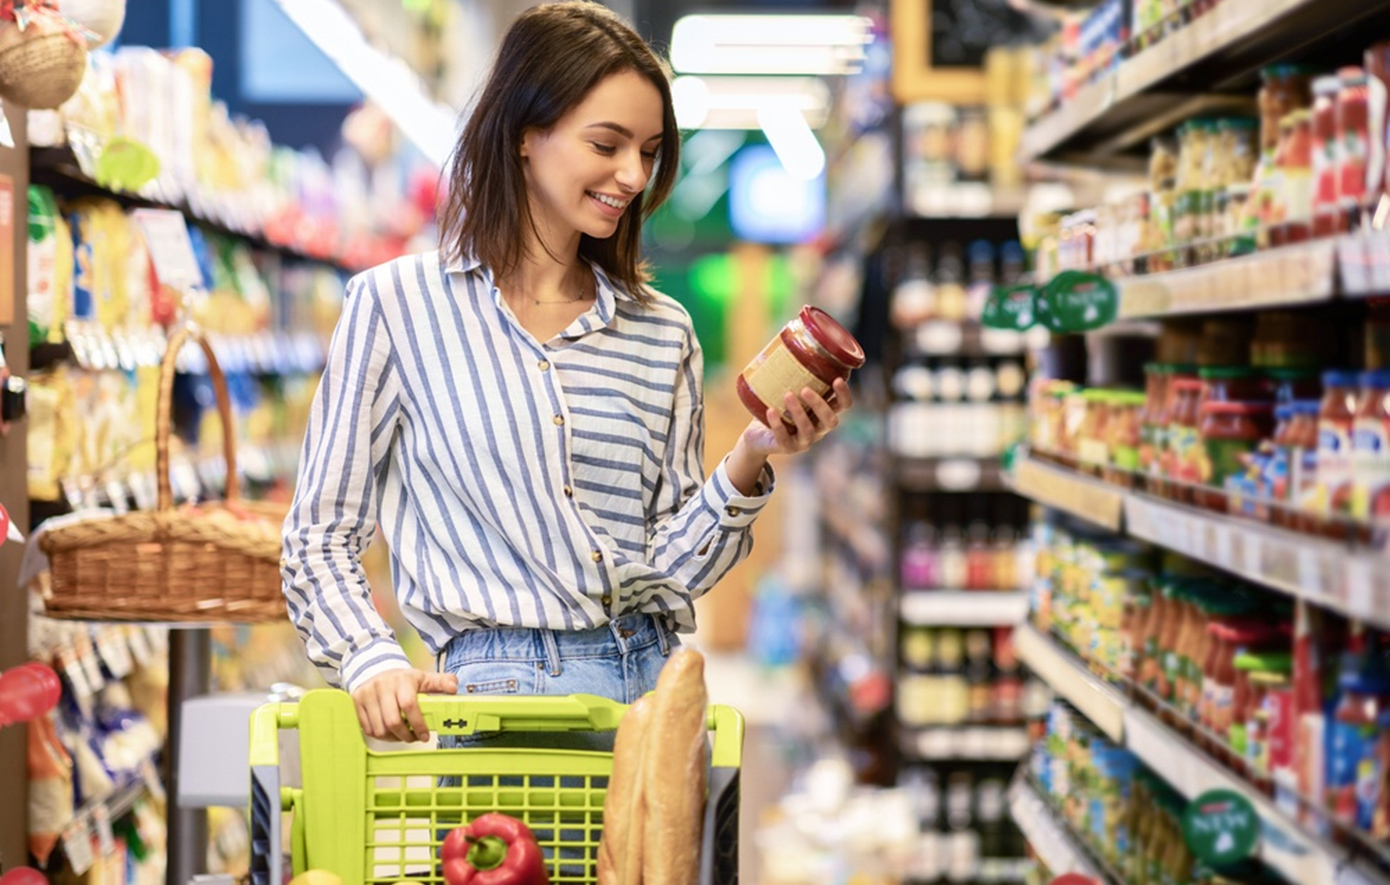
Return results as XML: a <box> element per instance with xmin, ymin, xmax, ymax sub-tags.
<box><xmin>499</xmin><ymin>213</ymin><xmax>587</xmax><ymax>302</ymax></box>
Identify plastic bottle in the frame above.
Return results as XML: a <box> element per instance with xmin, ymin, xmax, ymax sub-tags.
<box><xmin>1317</xmin><ymin>370</ymin><xmax>1361</xmax><ymax>528</ymax></box>
<box><xmin>1351</xmin><ymin>369</ymin><xmax>1390</xmax><ymax>523</ymax></box>
<box><xmin>965</xmin><ymin>240</ymin><xmax>997</xmax><ymax>321</ymax></box>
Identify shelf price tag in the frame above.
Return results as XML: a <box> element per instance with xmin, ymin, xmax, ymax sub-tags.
<box><xmin>92</xmin><ymin>804</ymin><xmax>115</xmax><ymax>857</ymax></box>
<box><xmin>132</xmin><ymin>209</ymin><xmax>204</xmax><ymax>293</ymax></box>
<box><xmin>982</xmin><ymin>284</ymin><xmax>1038</xmax><ymax>331</ymax></box>
<box><xmin>1038</xmin><ymin>271</ymin><xmax>1118</xmax><ymax>333</ymax></box>
<box><xmin>1182</xmin><ymin>788</ymin><xmax>1260</xmax><ymax>869</ymax></box>
<box><xmin>63</xmin><ymin>818</ymin><xmax>96</xmax><ymax>875</ymax></box>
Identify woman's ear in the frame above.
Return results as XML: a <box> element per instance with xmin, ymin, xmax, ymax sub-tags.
<box><xmin>519</xmin><ymin>128</ymin><xmax>534</xmax><ymax>159</ymax></box>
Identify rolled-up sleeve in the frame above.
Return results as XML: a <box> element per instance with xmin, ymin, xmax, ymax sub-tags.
<box><xmin>281</xmin><ymin>275</ymin><xmax>411</xmax><ymax>693</ymax></box>
<box><xmin>646</xmin><ymin>325</ymin><xmax>775</xmax><ymax>604</ymax></box>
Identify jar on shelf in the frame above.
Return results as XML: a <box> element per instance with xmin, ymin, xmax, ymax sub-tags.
<box><xmin>1106</xmin><ymin>391</ymin><xmax>1145</xmax><ymax>485</ymax></box>
<box><xmin>1174</xmin><ymin>120</ymin><xmax>1214</xmax><ymax>250</ymax></box>
<box><xmin>1316</xmin><ymin>369</ymin><xmax>1360</xmax><ymax>528</ymax></box>
<box><xmin>1350</xmin><ymin>368</ymin><xmax>1390</xmax><ymax>523</ymax></box>
<box><xmin>1365</xmin><ymin>42</ymin><xmax>1390</xmax><ymax>213</ymax></box>
<box><xmin>1165</xmin><ymin>377</ymin><xmax>1205</xmax><ymax>500</ymax></box>
<box><xmin>1259</xmin><ymin>65</ymin><xmax>1316</xmax><ymax>156</ymax></box>
<box><xmin>1266</xmin><ymin>366</ymin><xmax>1322</xmax><ymax>404</ymax></box>
<box><xmin>1198</xmin><ymin>365</ymin><xmax>1267</xmax><ymax>410</ymax></box>
<box><xmin>1337</xmin><ymin>66</ymin><xmax>1372</xmax><ymax>230</ymax></box>
<box><xmin>1139</xmin><ymin>363</ymin><xmax>1172</xmax><ymax>476</ymax></box>
<box><xmin>1215</xmin><ymin>117</ymin><xmax>1259</xmax><ymax>244</ymax></box>
<box><xmin>1197</xmin><ymin>401</ymin><xmax>1276</xmax><ymax>513</ymax></box>
<box><xmin>1312</xmin><ymin>75</ymin><xmax>1343</xmax><ymax>238</ymax></box>
<box><xmin>1270</xmin><ymin>110</ymin><xmax>1314</xmax><ymax>247</ymax></box>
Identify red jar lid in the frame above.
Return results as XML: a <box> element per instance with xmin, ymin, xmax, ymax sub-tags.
<box><xmin>1201</xmin><ymin>401</ymin><xmax>1275</xmax><ymax>416</ymax></box>
<box><xmin>801</xmin><ymin>306</ymin><xmax>865</xmax><ymax>369</ymax></box>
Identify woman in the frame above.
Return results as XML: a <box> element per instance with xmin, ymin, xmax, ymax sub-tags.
<box><xmin>281</xmin><ymin>0</ymin><xmax>852</xmax><ymax>744</ymax></box>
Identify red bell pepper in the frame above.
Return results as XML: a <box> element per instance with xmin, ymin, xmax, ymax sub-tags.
<box><xmin>440</xmin><ymin>813</ymin><xmax>550</xmax><ymax>885</ymax></box>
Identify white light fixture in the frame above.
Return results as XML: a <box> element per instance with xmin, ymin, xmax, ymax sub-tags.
<box><xmin>672</xmin><ymin>75</ymin><xmax>831</xmax><ymax>131</ymax></box>
<box><xmin>671</xmin><ymin>14</ymin><xmax>873</xmax><ymax>76</ymax></box>
<box><xmin>272</xmin><ymin>0</ymin><xmax>457</xmax><ymax>166</ymax></box>
<box><xmin>757</xmin><ymin>106</ymin><xmax>825</xmax><ymax>181</ymax></box>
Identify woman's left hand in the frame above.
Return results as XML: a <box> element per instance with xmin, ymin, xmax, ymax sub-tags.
<box><xmin>739</xmin><ymin>377</ymin><xmax>854</xmax><ymax>459</ymax></box>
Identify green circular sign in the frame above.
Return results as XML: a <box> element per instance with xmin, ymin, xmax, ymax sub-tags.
<box><xmin>1181</xmin><ymin>788</ymin><xmax>1260</xmax><ymax>868</ymax></box>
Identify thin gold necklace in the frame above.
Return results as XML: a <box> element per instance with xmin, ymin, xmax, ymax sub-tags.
<box><xmin>527</xmin><ymin>275</ymin><xmax>594</xmax><ymax>306</ymax></box>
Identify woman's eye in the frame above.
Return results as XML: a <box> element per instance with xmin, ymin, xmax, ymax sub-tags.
<box><xmin>642</xmin><ymin>151</ymin><xmax>659</xmax><ymax>161</ymax></box>
<box><xmin>591</xmin><ymin>143</ymin><xmax>616</xmax><ymax>155</ymax></box>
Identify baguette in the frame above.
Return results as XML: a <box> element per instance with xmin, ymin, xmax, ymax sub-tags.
<box><xmin>598</xmin><ymin>694</ymin><xmax>652</xmax><ymax>885</ymax></box>
<box><xmin>641</xmin><ymin>648</ymin><xmax>709</xmax><ymax>885</ymax></box>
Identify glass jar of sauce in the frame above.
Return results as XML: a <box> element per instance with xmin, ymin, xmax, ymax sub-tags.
<box><xmin>1270</xmin><ymin>110</ymin><xmax>1315</xmax><ymax>247</ymax></box>
<box><xmin>1317</xmin><ymin>369</ymin><xmax>1361</xmax><ymax>532</ymax></box>
<box><xmin>737</xmin><ymin>305</ymin><xmax>864</xmax><ymax>426</ymax></box>
<box><xmin>1338</xmin><ymin>67</ymin><xmax>1371</xmax><ymax>230</ymax></box>
<box><xmin>1267</xmin><ymin>366</ymin><xmax>1322</xmax><ymax>404</ymax></box>
<box><xmin>1198</xmin><ymin>401</ymin><xmax>1276</xmax><ymax>512</ymax></box>
<box><xmin>1167</xmin><ymin>378</ymin><xmax>1205</xmax><ymax>501</ymax></box>
<box><xmin>1312</xmin><ymin>75</ymin><xmax>1343</xmax><ymax>238</ymax></box>
<box><xmin>1352</xmin><ymin>369</ymin><xmax>1390</xmax><ymax>523</ymax></box>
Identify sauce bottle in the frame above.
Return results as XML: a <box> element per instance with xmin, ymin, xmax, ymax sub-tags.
<box><xmin>1317</xmin><ymin>370</ymin><xmax>1361</xmax><ymax>531</ymax></box>
<box><xmin>1351</xmin><ymin>369</ymin><xmax>1390</xmax><ymax>524</ymax></box>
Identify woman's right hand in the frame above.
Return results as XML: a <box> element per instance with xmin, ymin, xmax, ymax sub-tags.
<box><xmin>351</xmin><ymin>668</ymin><xmax>460</xmax><ymax>742</ymax></box>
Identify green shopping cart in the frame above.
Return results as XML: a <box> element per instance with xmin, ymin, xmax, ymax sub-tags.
<box><xmin>248</xmin><ymin>689</ymin><xmax>744</xmax><ymax>884</ymax></box>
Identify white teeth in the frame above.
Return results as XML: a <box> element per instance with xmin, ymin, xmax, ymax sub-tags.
<box><xmin>589</xmin><ymin>192</ymin><xmax>626</xmax><ymax>209</ymax></box>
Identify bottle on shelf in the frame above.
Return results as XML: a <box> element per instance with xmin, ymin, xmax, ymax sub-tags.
<box><xmin>933</xmin><ymin>242</ymin><xmax>969</xmax><ymax>324</ymax></box>
<box><xmin>891</xmin><ymin>243</ymin><xmax>935</xmax><ymax>330</ymax></box>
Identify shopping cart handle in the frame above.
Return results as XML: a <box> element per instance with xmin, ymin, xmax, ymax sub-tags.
<box><xmin>416</xmin><ymin>692</ymin><xmax>629</xmax><ymax>734</ymax></box>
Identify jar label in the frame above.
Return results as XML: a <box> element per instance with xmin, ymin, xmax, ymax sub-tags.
<box><xmin>1318</xmin><ymin>418</ymin><xmax>1354</xmax><ymax>514</ymax></box>
<box><xmin>742</xmin><ymin>339</ymin><xmax>830</xmax><ymax>419</ymax></box>
<box><xmin>1350</xmin><ymin>417</ymin><xmax>1390</xmax><ymax>521</ymax></box>
<box><xmin>1203</xmin><ymin>436</ymin><xmax>1258</xmax><ymax>489</ymax></box>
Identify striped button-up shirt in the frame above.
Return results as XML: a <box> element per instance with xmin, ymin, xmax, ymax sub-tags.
<box><xmin>281</xmin><ymin>250</ymin><xmax>774</xmax><ymax>693</ymax></box>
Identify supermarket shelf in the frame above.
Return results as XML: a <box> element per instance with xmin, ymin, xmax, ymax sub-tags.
<box><xmin>1015</xmin><ymin>623</ymin><xmax>1125</xmax><ymax>741</ymax></box>
<box><xmin>1006</xmin><ymin>455</ymin><xmax>1125</xmax><ymax>531</ymax></box>
<box><xmin>1007</xmin><ymin>777</ymin><xmax>1107</xmax><ymax>882</ymax></box>
<box><xmin>1021</xmin><ymin>0</ymin><xmax>1390</xmax><ymax>162</ymax></box>
<box><xmin>900</xmin><ymin>590</ymin><xmax>1030</xmax><ymax>627</ymax></box>
<box><xmin>1122</xmin><ymin>704</ymin><xmax>1339</xmax><ymax>884</ymax></box>
<box><xmin>1123</xmin><ymin>494</ymin><xmax>1390</xmax><ymax>631</ymax></box>
<box><xmin>901</xmin><ymin>726</ymin><xmax>1031</xmax><ymax>761</ymax></box>
<box><xmin>1007</xmin><ymin>452</ymin><xmax>1390</xmax><ymax>633</ymax></box>
<box><xmin>893</xmin><ymin>457</ymin><xmax>1007</xmax><ymax>493</ymax></box>
<box><xmin>1020</xmin><ymin>627</ymin><xmax>1386</xmax><ymax>885</ymax></box>
<box><xmin>1116</xmin><ymin>237</ymin><xmax>1339</xmax><ymax>318</ymax></box>
<box><xmin>904</xmin><ymin>321</ymin><xmax>1028</xmax><ymax>359</ymax></box>
<box><xmin>30</xmin><ymin>145</ymin><xmax>358</xmax><ymax>272</ymax></box>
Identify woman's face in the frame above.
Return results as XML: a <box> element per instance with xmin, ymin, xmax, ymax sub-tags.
<box><xmin>521</xmin><ymin>69</ymin><xmax>665</xmax><ymax>247</ymax></box>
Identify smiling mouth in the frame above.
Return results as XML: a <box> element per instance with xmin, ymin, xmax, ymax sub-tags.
<box><xmin>587</xmin><ymin>191</ymin><xmax>628</xmax><ymax>209</ymax></box>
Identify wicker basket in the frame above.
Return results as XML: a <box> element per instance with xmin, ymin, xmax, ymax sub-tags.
<box><xmin>0</xmin><ymin>14</ymin><xmax>87</xmax><ymax>110</ymax></box>
<box><xmin>40</xmin><ymin>326</ymin><xmax>289</xmax><ymax>623</ymax></box>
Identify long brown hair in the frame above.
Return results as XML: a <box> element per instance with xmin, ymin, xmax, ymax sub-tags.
<box><xmin>440</xmin><ymin>1</ymin><xmax>680</xmax><ymax>305</ymax></box>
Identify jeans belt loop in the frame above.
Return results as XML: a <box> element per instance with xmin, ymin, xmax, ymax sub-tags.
<box><xmin>540</xmin><ymin>629</ymin><xmax>563</xmax><ymax>677</ymax></box>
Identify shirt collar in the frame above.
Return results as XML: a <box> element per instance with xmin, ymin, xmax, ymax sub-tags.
<box><xmin>446</xmin><ymin>250</ymin><xmax>634</xmax><ymax>315</ymax></box>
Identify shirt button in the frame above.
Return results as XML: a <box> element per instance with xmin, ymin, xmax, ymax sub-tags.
<box><xmin>725</xmin><ymin>505</ymin><xmax>742</xmax><ymax>517</ymax></box>
<box><xmin>591</xmin><ymin>549</ymin><xmax>603</xmax><ymax>563</ymax></box>
<box><xmin>538</xmin><ymin>360</ymin><xmax>550</xmax><ymax>371</ymax></box>
<box><xmin>601</xmin><ymin>595</ymin><xmax>612</xmax><ymax>607</ymax></box>
<box><xmin>563</xmin><ymin>485</ymin><xmax>573</xmax><ymax>498</ymax></box>
<box><xmin>553</xmin><ymin>414</ymin><xmax>565</xmax><ymax>426</ymax></box>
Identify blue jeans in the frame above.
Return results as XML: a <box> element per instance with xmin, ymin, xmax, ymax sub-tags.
<box><xmin>436</xmin><ymin>612</ymin><xmax>677</xmax><ymax>752</ymax></box>
<box><xmin>432</xmin><ymin>613</ymin><xmax>679</xmax><ymax>877</ymax></box>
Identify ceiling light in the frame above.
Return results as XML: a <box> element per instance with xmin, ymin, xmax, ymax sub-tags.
<box><xmin>672</xmin><ymin>75</ymin><xmax>831</xmax><ymax>130</ymax></box>
<box><xmin>757</xmin><ymin>106</ymin><xmax>825</xmax><ymax>181</ymax></box>
<box><xmin>272</xmin><ymin>0</ymin><xmax>456</xmax><ymax>166</ymax></box>
<box><xmin>671</xmin><ymin>14</ymin><xmax>873</xmax><ymax>76</ymax></box>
